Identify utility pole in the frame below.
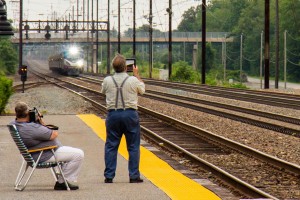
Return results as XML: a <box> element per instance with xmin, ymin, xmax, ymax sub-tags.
<box><xmin>87</xmin><ymin>0</ymin><xmax>89</xmax><ymax>72</ymax></box>
<box><xmin>118</xmin><ymin>0</ymin><xmax>120</xmax><ymax>53</ymax></box>
<box><xmin>107</xmin><ymin>0</ymin><xmax>111</xmax><ymax>74</ymax></box>
<box><xmin>201</xmin><ymin>0</ymin><xmax>206</xmax><ymax>84</ymax></box>
<box><xmin>284</xmin><ymin>30</ymin><xmax>287</xmax><ymax>89</ymax></box>
<box><xmin>167</xmin><ymin>0</ymin><xmax>172</xmax><ymax>79</ymax></box>
<box><xmin>77</xmin><ymin>0</ymin><xmax>79</xmax><ymax>29</ymax></box>
<box><xmin>133</xmin><ymin>0</ymin><xmax>136</xmax><ymax>57</ymax></box>
<box><xmin>260</xmin><ymin>31</ymin><xmax>263</xmax><ymax>89</ymax></box>
<box><xmin>19</xmin><ymin>0</ymin><xmax>23</xmax><ymax>71</ymax></box>
<box><xmin>83</xmin><ymin>0</ymin><xmax>85</xmax><ymax>25</ymax></box>
<box><xmin>240</xmin><ymin>34</ymin><xmax>243</xmax><ymax>83</ymax></box>
<box><xmin>92</xmin><ymin>0</ymin><xmax>95</xmax><ymax>73</ymax></box>
<box><xmin>149</xmin><ymin>0</ymin><xmax>153</xmax><ymax>78</ymax></box>
<box><xmin>275</xmin><ymin>0</ymin><xmax>279</xmax><ymax>89</ymax></box>
<box><xmin>96</xmin><ymin>0</ymin><xmax>99</xmax><ymax>73</ymax></box>
<box><xmin>223</xmin><ymin>34</ymin><xmax>227</xmax><ymax>82</ymax></box>
<box><xmin>264</xmin><ymin>0</ymin><xmax>270</xmax><ymax>89</ymax></box>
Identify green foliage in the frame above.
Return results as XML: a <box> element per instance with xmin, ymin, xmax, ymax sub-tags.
<box><xmin>197</xmin><ymin>42</ymin><xmax>217</xmax><ymax>72</ymax></box>
<box><xmin>280</xmin><ymin>0</ymin><xmax>300</xmax><ymax>82</ymax></box>
<box><xmin>177</xmin><ymin>6</ymin><xmax>201</xmax><ymax>32</ymax></box>
<box><xmin>0</xmin><ymin>38</ymin><xmax>16</xmax><ymax>113</ymax></box>
<box><xmin>222</xmin><ymin>81</ymin><xmax>248</xmax><ymax>89</ymax></box>
<box><xmin>0</xmin><ymin>75</ymin><xmax>13</xmax><ymax>114</ymax></box>
<box><xmin>175</xmin><ymin>0</ymin><xmax>300</xmax><ymax>83</ymax></box>
<box><xmin>106</xmin><ymin>0</ymin><xmax>300</xmax><ymax>84</ymax></box>
<box><xmin>0</xmin><ymin>39</ymin><xmax>18</xmax><ymax>75</ymax></box>
<box><xmin>170</xmin><ymin>61</ymin><xmax>200</xmax><ymax>83</ymax></box>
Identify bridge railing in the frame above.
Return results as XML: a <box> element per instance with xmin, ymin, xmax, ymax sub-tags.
<box><xmin>12</xmin><ymin>31</ymin><xmax>229</xmax><ymax>40</ymax></box>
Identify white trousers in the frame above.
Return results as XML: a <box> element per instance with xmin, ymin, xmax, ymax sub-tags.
<box><xmin>46</xmin><ymin>146</ymin><xmax>84</xmax><ymax>183</ymax></box>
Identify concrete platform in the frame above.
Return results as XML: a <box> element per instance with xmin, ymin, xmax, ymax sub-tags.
<box><xmin>0</xmin><ymin>114</ymin><xmax>221</xmax><ymax>200</ymax></box>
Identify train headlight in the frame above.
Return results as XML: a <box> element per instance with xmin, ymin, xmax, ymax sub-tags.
<box><xmin>69</xmin><ymin>46</ymin><xmax>78</xmax><ymax>55</ymax></box>
<box><xmin>77</xmin><ymin>60</ymin><xmax>84</xmax><ymax>67</ymax></box>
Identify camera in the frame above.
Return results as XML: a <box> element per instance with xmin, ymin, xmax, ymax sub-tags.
<box><xmin>28</xmin><ymin>107</ymin><xmax>58</xmax><ymax>130</ymax></box>
<box><xmin>126</xmin><ymin>58</ymin><xmax>136</xmax><ymax>72</ymax></box>
<box><xmin>29</xmin><ymin>107</ymin><xmax>43</xmax><ymax>123</ymax></box>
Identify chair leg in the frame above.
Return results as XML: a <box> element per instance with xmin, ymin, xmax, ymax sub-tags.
<box><xmin>50</xmin><ymin>149</ymin><xmax>70</xmax><ymax>191</ymax></box>
<box><xmin>56</xmin><ymin>163</ymin><xmax>70</xmax><ymax>191</ymax></box>
<box><xmin>15</xmin><ymin>159</ymin><xmax>26</xmax><ymax>187</ymax></box>
<box><xmin>50</xmin><ymin>167</ymin><xmax>59</xmax><ymax>181</ymax></box>
<box><xmin>15</xmin><ymin>165</ymin><xmax>29</xmax><ymax>190</ymax></box>
<box><xmin>15</xmin><ymin>164</ymin><xmax>38</xmax><ymax>191</ymax></box>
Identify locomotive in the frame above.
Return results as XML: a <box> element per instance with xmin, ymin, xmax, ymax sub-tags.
<box><xmin>48</xmin><ymin>46</ymin><xmax>84</xmax><ymax>76</ymax></box>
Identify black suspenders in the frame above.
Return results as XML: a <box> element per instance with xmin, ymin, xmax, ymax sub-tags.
<box><xmin>111</xmin><ymin>76</ymin><xmax>130</xmax><ymax>110</ymax></box>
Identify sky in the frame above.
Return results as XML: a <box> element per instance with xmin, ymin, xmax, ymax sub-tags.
<box><xmin>6</xmin><ymin>0</ymin><xmax>201</xmax><ymax>32</ymax></box>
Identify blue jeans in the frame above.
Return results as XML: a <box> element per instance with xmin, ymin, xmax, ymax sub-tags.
<box><xmin>104</xmin><ymin>109</ymin><xmax>141</xmax><ymax>179</ymax></box>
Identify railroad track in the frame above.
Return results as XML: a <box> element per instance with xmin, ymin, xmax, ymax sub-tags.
<box><xmin>13</xmin><ymin>81</ymin><xmax>49</xmax><ymax>92</ymax></box>
<box><xmin>82</xmin><ymin>74</ymin><xmax>300</xmax><ymax>110</ymax></box>
<box><xmin>76</xmin><ymin>75</ymin><xmax>300</xmax><ymax>138</ymax></box>
<box><xmin>142</xmin><ymin>78</ymin><xmax>300</xmax><ymax>110</ymax></box>
<box><xmin>25</xmin><ymin>69</ymin><xmax>300</xmax><ymax>199</ymax></box>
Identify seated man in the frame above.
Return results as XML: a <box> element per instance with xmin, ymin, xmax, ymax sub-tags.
<box><xmin>10</xmin><ymin>102</ymin><xmax>84</xmax><ymax>190</ymax></box>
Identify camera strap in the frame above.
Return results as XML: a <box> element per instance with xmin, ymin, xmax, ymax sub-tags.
<box><xmin>111</xmin><ymin>76</ymin><xmax>129</xmax><ymax>110</ymax></box>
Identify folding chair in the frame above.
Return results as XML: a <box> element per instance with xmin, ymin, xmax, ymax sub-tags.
<box><xmin>7</xmin><ymin>124</ymin><xmax>70</xmax><ymax>191</ymax></box>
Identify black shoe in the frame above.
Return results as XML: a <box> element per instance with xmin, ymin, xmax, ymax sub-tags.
<box><xmin>54</xmin><ymin>181</ymin><xmax>79</xmax><ymax>190</ymax></box>
<box><xmin>130</xmin><ymin>177</ymin><xmax>143</xmax><ymax>183</ymax></box>
<box><xmin>104</xmin><ymin>178</ymin><xmax>113</xmax><ymax>183</ymax></box>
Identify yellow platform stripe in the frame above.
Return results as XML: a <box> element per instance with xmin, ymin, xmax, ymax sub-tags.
<box><xmin>77</xmin><ymin>114</ymin><xmax>221</xmax><ymax>200</ymax></box>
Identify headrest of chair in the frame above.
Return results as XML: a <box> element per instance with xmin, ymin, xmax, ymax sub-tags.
<box><xmin>7</xmin><ymin>124</ymin><xmax>18</xmax><ymax>132</ymax></box>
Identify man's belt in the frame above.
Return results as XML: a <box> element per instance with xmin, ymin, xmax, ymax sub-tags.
<box><xmin>108</xmin><ymin>108</ymin><xmax>136</xmax><ymax>112</ymax></box>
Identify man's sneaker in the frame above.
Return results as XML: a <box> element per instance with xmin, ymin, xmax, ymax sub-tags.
<box><xmin>129</xmin><ymin>177</ymin><xmax>143</xmax><ymax>183</ymax></box>
<box><xmin>54</xmin><ymin>181</ymin><xmax>79</xmax><ymax>190</ymax></box>
<box><xmin>104</xmin><ymin>178</ymin><xmax>113</xmax><ymax>183</ymax></box>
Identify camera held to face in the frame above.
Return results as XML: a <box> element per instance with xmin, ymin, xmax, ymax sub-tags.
<box><xmin>29</xmin><ymin>107</ymin><xmax>43</xmax><ymax>123</ymax></box>
<box><xmin>126</xmin><ymin>58</ymin><xmax>136</xmax><ymax>72</ymax></box>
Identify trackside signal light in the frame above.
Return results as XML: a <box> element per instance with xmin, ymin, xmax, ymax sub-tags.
<box><xmin>20</xmin><ymin>65</ymin><xmax>27</xmax><ymax>82</ymax></box>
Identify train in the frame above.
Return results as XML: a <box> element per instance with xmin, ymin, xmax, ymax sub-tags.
<box><xmin>48</xmin><ymin>46</ymin><xmax>84</xmax><ymax>76</ymax></box>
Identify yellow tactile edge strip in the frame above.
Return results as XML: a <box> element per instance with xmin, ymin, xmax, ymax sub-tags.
<box><xmin>77</xmin><ymin>114</ymin><xmax>221</xmax><ymax>200</ymax></box>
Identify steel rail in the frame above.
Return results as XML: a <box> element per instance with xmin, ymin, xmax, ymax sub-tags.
<box><xmin>146</xmin><ymin>89</ymin><xmax>300</xmax><ymax>125</ymax></box>
<box><xmin>141</xmin><ymin>126</ymin><xmax>279</xmax><ymax>200</ymax></box>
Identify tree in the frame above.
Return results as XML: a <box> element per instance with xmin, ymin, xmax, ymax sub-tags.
<box><xmin>0</xmin><ymin>74</ymin><xmax>13</xmax><ymax>113</ymax></box>
<box><xmin>280</xmin><ymin>0</ymin><xmax>300</xmax><ymax>82</ymax></box>
<box><xmin>0</xmin><ymin>38</ymin><xmax>18</xmax><ymax>74</ymax></box>
<box><xmin>198</xmin><ymin>42</ymin><xmax>216</xmax><ymax>72</ymax></box>
<box><xmin>232</xmin><ymin>1</ymin><xmax>264</xmax><ymax>75</ymax></box>
<box><xmin>170</xmin><ymin>61</ymin><xmax>199</xmax><ymax>83</ymax></box>
<box><xmin>177</xmin><ymin>6</ymin><xmax>201</xmax><ymax>32</ymax></box>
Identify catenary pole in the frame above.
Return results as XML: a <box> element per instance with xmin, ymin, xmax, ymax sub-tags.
<box><xmin>133</xmin><ymin>0</ymin><xmax>136</xmax><ymax>57</ymax></box>
<box><xmin>275</xmin><ymin>0</ymin><xmax>279</xmax><ymax>89</ymax></box>
<box><xmin>201</xmin><ymin>0</ymin><xmax>206</xmax><ymax>84</ymax></box>
<box><xmin>149</xmin><ymin>0</ymin><xmax>153</xmax><ymax>78</ymax></box>
<box><xmin>284</xmin><ymin>30</ymin><xmax>287</xmax><ymax>89</ymax></box>
<box><xmin>264</xmin><ymin>0</ymin><xmax>270</xmax><ymax>89</ymax></box>
<box><xmin>19</xmin><ymin>0</ymin><xmax>23</xmax><ymax>71</ymax></box>
<box><xmin>240</xmin><ymin>34</ymin><xmax>243</xmax><ymax>83</ymax></box>
<box><xmin>118</xmin><ymin>0</ymin><xmax>120</xmax><ymax>53</ymax></box>
<box><xmin>168</xmin><ymin>0</ymin><xmax>172</xmax><ymax>79</ymax></box>
<box><xmin>260</xmin><ymin>31</ymin><xmax>263</xmax><ymax>89</ymax></box>
<box><xmin>96</xmin><ymin>0</ymin><xmax>99</xmax><ymax>73</ymax></box>
<box><xmin>107</xmin><ymin>0</ymin><xmax>111</xmax><ymax>74</ymax></box>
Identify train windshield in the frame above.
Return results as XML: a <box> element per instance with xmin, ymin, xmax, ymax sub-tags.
<box><xmin>63</xmin><ymin>49</ymin><xmax>84</xmax><ymax>62</ymax></box>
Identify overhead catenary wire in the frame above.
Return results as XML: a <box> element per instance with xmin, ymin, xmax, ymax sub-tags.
<box><xmin>287</xmin><ymin>59</ymin><xmax>300</xmax><ymax>66</ymax></box>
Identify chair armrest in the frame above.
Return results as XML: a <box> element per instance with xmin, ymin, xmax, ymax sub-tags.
<box><xmin>28</xmin><ymin>146</ymin><xmax>58</xmax><ymax>153</ymax></box>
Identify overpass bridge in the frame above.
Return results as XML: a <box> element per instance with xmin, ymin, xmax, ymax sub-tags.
<box><xmin>11</xmin><ymin>32</ymin><xmax>233</xmax><ymax>44</ymax></box>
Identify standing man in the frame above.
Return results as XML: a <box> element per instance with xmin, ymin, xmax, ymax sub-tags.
<box><xmin>10</xmin><ymin>102</ymin><xmax>84</xmax><ymax>190</ymax></box>
<box><xmin>101</xmin><ymin>54</ymin><xmax>145</xmax><ymax>183</ymax></box>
